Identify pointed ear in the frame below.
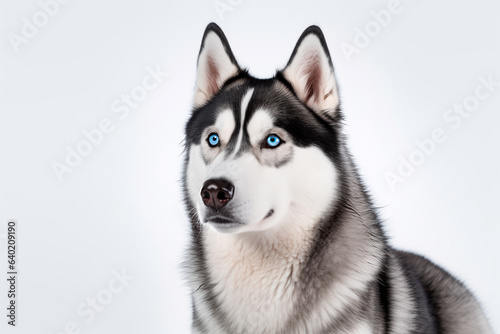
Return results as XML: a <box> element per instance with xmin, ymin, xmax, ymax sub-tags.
<box><xmin>282</xmin><ymin>26</ymin><xmax>340</xmax><ymax>118</ymax></box>
<box><xmin>194</xmin><ymin>23</ymin><xmax>240</xmax><ymax>106</ymax></box>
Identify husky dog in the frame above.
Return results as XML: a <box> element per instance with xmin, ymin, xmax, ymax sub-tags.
<box><xmin>182</xmin><ymin>23</ymin><xmax>493</xmax><ymax>334</ymax></box>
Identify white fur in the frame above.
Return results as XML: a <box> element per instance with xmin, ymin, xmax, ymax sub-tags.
<box><xmin>232</xmin><ymin>88</ymin><xmax>254</xmax><ymax>155</ymax></box>
<box><xmin>213</xmin><ymin>109</ymin><xmax>236</xmax><ymax>143</ymax></box>
<box><xmin>204</xmin><ymin>228</ymin><xmax>306</xmax><ymax>333</ymax></box>
<box><xmin>246</xmin><ymin>109</ymin><xmax>274</xmax><ymax>143</ymax></box>
<box><xmin>388</xmin><ymin>254</ymin><xmax>416</xmax><ymax>334</ymax></box>
<box><xmin>348</xmin><ymin>322</ymin><xmax>374</xmax><ymax>334</ymax></box>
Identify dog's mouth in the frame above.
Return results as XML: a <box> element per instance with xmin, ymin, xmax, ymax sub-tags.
<box><xmin>205</xmin><ymin>215</ymin><xmax>243</xmax><ymax>233</ymax></box>
<box><xmin>205</xmin><ymin>214</ymin><xmax>238</xmax><ymax>224</ymax></box>
<box><xmin>204</xmin><ymin>209</ymin><xmax>275</xmax><ymax>233</ymax></box>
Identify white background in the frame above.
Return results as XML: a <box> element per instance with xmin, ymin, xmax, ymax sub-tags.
<box><xmin>1</xmin><ymin>0</ymin><xmax>499</xmax><ymax>333</ymax></box>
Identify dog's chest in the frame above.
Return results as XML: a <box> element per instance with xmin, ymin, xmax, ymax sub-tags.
<box><xmin>203</xmin><ymin>230</ymin><xmax>308</xmax><ymax>333</ymax></box>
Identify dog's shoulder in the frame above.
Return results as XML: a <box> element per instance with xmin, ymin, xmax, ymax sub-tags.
<box><xmin>395</xmin><ymin>250</ymin><xmax>493</xmax><ymax>334</ymax></box>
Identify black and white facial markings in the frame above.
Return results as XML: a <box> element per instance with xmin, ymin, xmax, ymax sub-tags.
<box><xmin>185</xmin><ymin>24</ymin><xmax>342</xmax><ymax>235</ymax></box>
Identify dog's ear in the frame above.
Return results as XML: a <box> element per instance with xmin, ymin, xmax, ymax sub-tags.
<box><xmin>281</xmin><ymin>26</ymin><xmax>340</xmax><ymax>118</ymax></box>
<box><xmin>194</xmin><ymin>23</ymin><xmax>240</xmax><ymax>106</ymax></box>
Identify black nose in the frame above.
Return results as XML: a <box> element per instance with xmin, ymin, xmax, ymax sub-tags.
<box><xmin>201</xmin><ymin>179</ymin><xmax>235</xmax><ymax>210</ymax></box>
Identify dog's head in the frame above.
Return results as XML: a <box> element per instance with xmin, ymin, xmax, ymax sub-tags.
<box><xmin>183</xmin><ymin>23</ymin><xmax>343</xmax><ymax>234</ymax></box>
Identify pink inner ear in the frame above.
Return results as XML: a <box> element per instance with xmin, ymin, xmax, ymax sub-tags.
<box><xmin>304</xmin><ymin>53</ymin><xmax>323</xmax><ymax>104</ymax></box>
<box><xmin>206</xmin><ymin>55</ymin><xmax>220</xmax><ymax>97</ymax></box>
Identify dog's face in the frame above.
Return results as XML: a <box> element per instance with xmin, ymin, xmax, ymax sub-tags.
<box><xmin>184</xmin><ymin>24</ymin><xmax>343</xmax><ymax>234</ymax></box>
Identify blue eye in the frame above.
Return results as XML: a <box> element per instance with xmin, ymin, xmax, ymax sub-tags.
<box><xmin>208</xmin><ymin>133</ymin><xmax>220</xmax><ymax>147</ymax></box>
<box><xmin>266</xmin><ymin>134</ymin><xmax>281</xmax><ymax>148</ymax></box>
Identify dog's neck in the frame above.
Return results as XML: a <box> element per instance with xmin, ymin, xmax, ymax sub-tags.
<box><xmin>201</xmin><ymin>220</ymin><xmax>314</xmax><ymax>332</ymax></box>
<box><xmin>205</xmin><ymin>220</ymin><xmax>315</xmax><ymax>266</ymax></box>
